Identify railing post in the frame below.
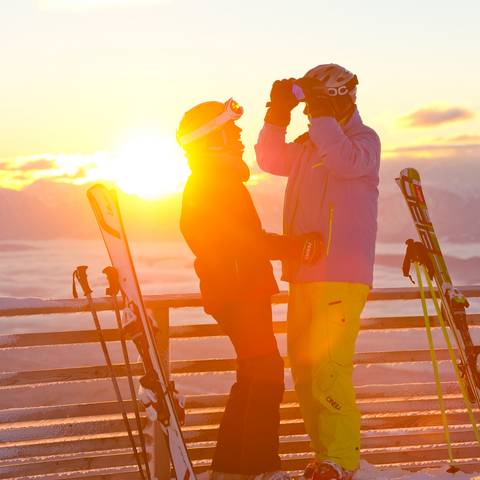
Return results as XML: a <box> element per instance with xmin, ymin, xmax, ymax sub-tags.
<box><xmin>146</xmin><ymin>306</ymin><xmax>171</xmax><ymax>480</ymax></box>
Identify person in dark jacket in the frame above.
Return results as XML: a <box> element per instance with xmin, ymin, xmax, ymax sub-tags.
<box><xmin>177</xmin><ymin>98</ymin><xmax>322</xmax><ymax>480</ymax></box>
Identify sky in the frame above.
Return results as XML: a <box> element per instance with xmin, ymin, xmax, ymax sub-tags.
<box><xmin>1</xmin><ymin>0</ymin><xmax>480</xmax><ymax>198</ymax></box>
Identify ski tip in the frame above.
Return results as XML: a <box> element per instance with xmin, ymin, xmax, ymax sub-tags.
<box><xmin>87</xmin><ymin>183</ymin><xmax>107</xmax><ymax>196</ymax></box>
<box><xmin>87</xmin><ymin>184</ymin><xmax>107</xmax><ymax>203</ymax></box>
<box><xmin>86</xmin><ymin>183</ymin><xmax>119</xmax><ymax>204</ymax></box>
<box><xmin>399</xmin><ymin>168</ymin><xmax>420</xmax><ymax>180</ymax></box>
<box><xmin>395</xmin><ymin>168</ymin><xmax>421</xmax><ymax>189</ymax></box>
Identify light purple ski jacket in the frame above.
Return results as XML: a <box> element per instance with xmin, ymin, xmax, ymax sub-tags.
<box><xmin>255</xmin><ymin>109</ymin><xmax>380</xmax><ymax>286</ymax></box>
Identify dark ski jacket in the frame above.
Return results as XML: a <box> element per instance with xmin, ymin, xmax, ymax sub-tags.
<box><xmin>180</xmin><ymin>159</ymin><xmax>294</xmax><ymax>315</ymax></box>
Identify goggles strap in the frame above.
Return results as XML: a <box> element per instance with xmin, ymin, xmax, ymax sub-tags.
<box><xmin>178</xmin><ymin>98</ymin><xmax>243</xmax><ymax>147</ymax></box>
<box><xmin>345</xmin><ymin>75</ymin><xmax>358</xmax><ymax>91</ymax></box>
<box><xmin>178</xmin><ymin>111</ymin><xmax>232</xmax><ymax>146</ymax></box>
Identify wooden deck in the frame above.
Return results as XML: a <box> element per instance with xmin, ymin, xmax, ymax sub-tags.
<box><xmin>1</xmin><ymin>287</ymin><xmax>480</xmax><ymax>479</ymax></box>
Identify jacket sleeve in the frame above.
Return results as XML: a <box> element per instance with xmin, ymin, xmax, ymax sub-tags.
<box><xmin>225</xmin><ymin>187</ymin><xmax>297</xmax><ymax>261</ymax></box>
<box><xmin>308</xmin><ymin>117</ymin><xmax>381</xmax><ymax>179</ymax></box>
<box><xmin>255</xmin><ymin>123</ymin><xmax>304</xmax><ymax>176</ymax></box>
<box><xmin>248</xmin><ymin>231</ymin><xmax>297</xmax><ymax>261</ymax></box>
<box><xmin>181</xmin><ymin>183</ymin><xmax>297</xmax><ymax>263</ymax></box>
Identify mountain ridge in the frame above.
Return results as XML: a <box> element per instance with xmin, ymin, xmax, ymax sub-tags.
<box><xmin>2</xmin><ymin>157</ymin><xmax>480</xmax><ymax>242</ymax></box>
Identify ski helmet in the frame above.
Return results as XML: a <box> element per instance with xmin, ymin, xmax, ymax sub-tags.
<box><xmin>303</xmin><ymin>63</ymin><xmax>358</xmax><ymax>98</ymax></box>
<box><xmin>177</xmin><ymin>98</ymin><xmax>244</xmax><ymax>149</ymax></box>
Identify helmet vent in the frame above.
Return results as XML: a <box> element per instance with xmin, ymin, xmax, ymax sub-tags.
<box><xmin>304</xmin><ymin>63</ymin><xmax>356</xmax><ymax>90</ymax></box>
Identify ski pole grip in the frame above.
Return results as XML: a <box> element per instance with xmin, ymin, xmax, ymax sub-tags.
<box><xmin>74</xmin><ymin>265</ymin><xmax>93</xmax><ymax>297</ymax></box>
<box><xmin>103</xmin><ymin>266</ymin><xmax>120</xmax><ymax>296</ymax></box>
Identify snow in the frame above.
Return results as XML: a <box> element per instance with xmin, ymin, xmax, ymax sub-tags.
<box><xmin>0</xmin><ymin>297</ymin><xmax>49</xmax><ymax>309</ymax></box>
<box><xmin>355</xmin><ymin>461</ymin><xmax>479</xmax><ymax>480</ymax></box>
<box><xmin>195</xmin><ymin>462</ymin><xmax>480</xmax><ymax>479</ymax></box>
<box><xmin>0</xmin><ymin>296</ymin><xmax>86</xmax><ymax>311</ymax></box>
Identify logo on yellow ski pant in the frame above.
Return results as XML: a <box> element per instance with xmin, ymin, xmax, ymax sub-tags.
<box><xmin>287</xmin><ymin>281</ymin><xmax>369</xmax><ymax>472</ymax></box>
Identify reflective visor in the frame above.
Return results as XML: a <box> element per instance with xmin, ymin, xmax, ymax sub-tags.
<box><xmin>178</xmin><ymin>98</ymin><xmax>244</xmax><ymax>146</ymax></box>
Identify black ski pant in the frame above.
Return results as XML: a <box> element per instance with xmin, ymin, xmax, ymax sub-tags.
<box><xmin>211</xmin><ymin>297</ymin><xmax>285</xmax><ymax>474</ymax></box>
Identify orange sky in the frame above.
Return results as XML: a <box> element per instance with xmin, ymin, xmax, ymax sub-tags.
<box><xmin>1</xmin><ymin>1</ymin><xmax>479</xmax><ymax>199</ymax></box>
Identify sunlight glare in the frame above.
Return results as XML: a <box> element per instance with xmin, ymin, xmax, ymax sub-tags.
<box><xmin>95</xmin><ymin>133</ymin><xmax>189</xmax><ymax>199</ymax></box>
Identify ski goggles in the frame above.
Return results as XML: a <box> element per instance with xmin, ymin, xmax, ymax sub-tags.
<box><xmin>178</xmin><ymin>98</ymin><xmax>244</xmax><ymax>146</ymax></box>
<box><xmin>293</xmin><ymin>74</ymin><xmax>359</xmax><ymax>100</ymax></box>
<box><xmin>327</xmin><ymin>75</ymin><xmax>358</xmax><ymax>96</ymax></box>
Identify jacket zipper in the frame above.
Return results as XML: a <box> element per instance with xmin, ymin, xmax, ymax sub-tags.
<box><xmin>326</xmin><ymin>205</ymin><xmax>334</xmax><ymax>257</ymax></box>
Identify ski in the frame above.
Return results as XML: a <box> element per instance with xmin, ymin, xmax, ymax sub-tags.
<box><xmin>87</xmin><ymin>184</ymin><xmax>195</xmax><ymax>480</ymax></box>
<box><xmin>396</xmin><ymin>168</ymin><xmax>480</xmax><ymax>405</ymax></box>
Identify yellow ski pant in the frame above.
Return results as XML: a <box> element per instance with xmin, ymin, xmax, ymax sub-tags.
<box><xmin>287</xmin><ymin>282</ymin><xmax>370</xmax><ymax>471</ymax></box>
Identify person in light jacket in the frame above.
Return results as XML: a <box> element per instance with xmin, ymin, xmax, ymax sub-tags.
<box><xmin>255</xmin><ymin>64</ymin><xmax>381</xmax><ymax>480</ymax></box>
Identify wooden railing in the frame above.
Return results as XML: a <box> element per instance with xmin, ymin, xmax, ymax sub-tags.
<box><xmin>1</xmin><ymin>286</ymin><xmax>480</xmax><ymax>479</ymax></box>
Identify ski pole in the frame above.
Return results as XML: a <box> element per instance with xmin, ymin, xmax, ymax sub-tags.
<box><xmin>72</xmin><ymin>266</ymin><xmax>146</xmax><ymax>480</ymax></box>
<box><xmin>403</xmin><ymin>240</ymin><xmax>480</xmax><ymax>447</ymax></box>
<box><xmin>103</xmin><ymin>266</ymin><xmax>152</xmax><ymax>480</ymax></box>
<box><xmin>422</xmin><ymin>266</ymin><xmax>480</xmax><ymax>445</ymax></box>
<box><xmin>413</xmin><ymin>261</ymin><xmax>456</xmax><ymax>470</ymax></box>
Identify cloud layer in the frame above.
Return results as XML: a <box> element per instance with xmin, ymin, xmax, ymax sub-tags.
<box><xmin>403</xmin><ymin>107</ymin><xmax>474</xmax><ymax>127</ymax></box>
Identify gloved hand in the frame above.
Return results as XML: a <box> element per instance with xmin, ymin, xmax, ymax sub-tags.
<box><xmin>332</xmin><ymin>93</ymin><xmax>356</xmax><ymax>122</ymax></box>
<box><xmin>264</xmin><ymin>78</ymin><xmax>299</xmax><ymax>127</ymax></box>
<box><xmin>287</xmin><ymin>232</ymin><xmax>324</xmax><ymax>264</ymax></box>
<box><xmin>295</xmin><ymin>77</ymin><xmax>335</xmax><ymax>118</ymax></box>
<box><xmin>299</xmin><ymin>231</ymin><xmax>324</xmax><ymax>265</ymax></box>
<box><xmin>296</xmin><ymin>77</ymin><xmax>355</xmax><ymax>121</ymax></box>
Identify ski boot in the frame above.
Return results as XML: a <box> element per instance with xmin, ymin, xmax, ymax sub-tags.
<box><xmin>302</xmin><ymin>461</ymin><xmax>354</xmax><ymax>480</ymax></box>
<box><xmin>210</xmin><ymin>471</ymin><xmax>290</xmax><ymax>480</ymax></box>
<box><xmin>254</xmin><ymin>472</ymin><xmax>291</xmax><ymax>480</ymax></box>
<box><xmin>210</xmin><ymin>473</ymin><xmax>252</xmax><ymax>480</ymax></box>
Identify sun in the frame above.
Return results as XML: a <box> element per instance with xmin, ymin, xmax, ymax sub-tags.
<box><xmin>105</xmin><ymin>132</ymin><xmax>189</xmax><ymax>199</ymax></box>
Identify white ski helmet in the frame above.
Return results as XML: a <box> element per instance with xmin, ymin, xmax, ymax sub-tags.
<box><xmin>304</xmin><ymin>63</ymin><xmax>358</xmax><ymax>98</ymax></box>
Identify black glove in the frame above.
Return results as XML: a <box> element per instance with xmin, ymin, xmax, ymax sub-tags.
<box><xmin>295</xmin><ymin>77</ymin><xmax>356</xmax><ymax>121</ymax></box>
<box><xmin>331</xmin><ymin>93</ymin><xmax>356</xmax><ymax>122</ymax></box>
<box><xmin>287</xmin><ymin>232</ymin><xmax>323</xmax><ymax>265</ymax></box>
<box><xmin>295</xmin><ymin>77</ymin><xmax>335</xmax><ymax>118</ymax></box>
<box><xmin>264</xmin><ymin>78</ymin><xmax>299</xmax><ymax>127</ymax></box>
<box><xmin>299</xmin><ymin>232</ymin><xmax>324</xmax><ymax>265</ymax></box>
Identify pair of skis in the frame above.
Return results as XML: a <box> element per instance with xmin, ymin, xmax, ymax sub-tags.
<box><xmin>397</xmin><ymin>168</ymin><xmax>480</xmax><ymax>404</ymax></box>
<box><xmin>74</xmin><ymin>185</ymin><xmax>195</xmax><ymax>480</ymax></box>
<box><xmin>397</xmin><ymin>168</ymin><xmax>480</xmax><ymax>466</ymax></box>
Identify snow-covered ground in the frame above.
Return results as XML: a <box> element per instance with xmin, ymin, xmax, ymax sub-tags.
<box><xmin>195</xmin><ymin>463</ymin><xmax>480</xmax><ymax>480</ymax></box>
<box><xmin>355</xmin><ymin>461</ymin><xmax>478</xmax><ymax>480</ymax></box>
